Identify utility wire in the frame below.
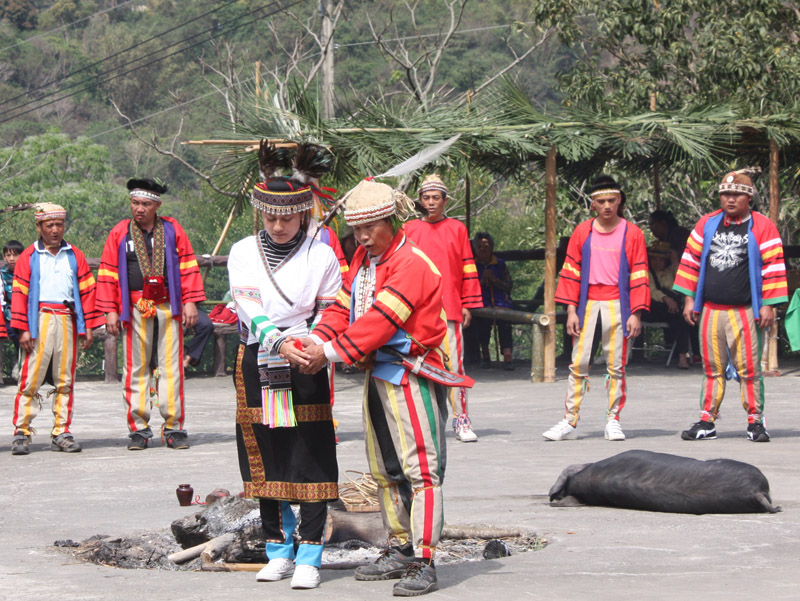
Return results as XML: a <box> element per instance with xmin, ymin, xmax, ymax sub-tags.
<box><xmin>1</xmin><ymin>18</ymin><xmax>539</xmax><ymax>181</ymax></box>
<box><xmin>0</xmin><ymin>0</ymin><xmax>302</xmax><ymax>125</ymax></box>
<box><xmin>0</xmin><ymin>0</ymin><xmax>251</xmax><ymax>109</ymax></box>
<box><xmin>0</xmin><ymin>0</ymin><xmax>137</xmax><ymax>53</ymax></box>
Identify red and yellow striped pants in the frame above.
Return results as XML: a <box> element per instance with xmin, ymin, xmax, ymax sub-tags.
<box><xmin>121</xmin><ymin>302</ymin><xmax>185</xmax><ymax>433</ymax></box>
<box><xmin>564</xmin><ymin>299</ymin><xmax>629</xmax><ymax>426</ymax></box>
<box><xmin>442</xmin><ymin>320</ymin><xmax>468</xmax><ymax>419</ymax></box>
<box><xmin>364</xmin><ymin>373</ymin><xmax>447</xmax><ymax>560</ymax></box>
<box><xmin>698</xmin><ymin>304</ymin><xmax>764</xmax><ymax>424</ymax></box>
<box><xmin>13</xmin><ymin>308</ymin><xmax>78</xmax><ymax>437</ymax></box>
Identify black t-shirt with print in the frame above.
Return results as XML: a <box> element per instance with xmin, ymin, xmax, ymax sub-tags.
<box><xmin>703</xmin><ymin>217</ymin><xmax>751</xmax><ymax>306</ymax></box>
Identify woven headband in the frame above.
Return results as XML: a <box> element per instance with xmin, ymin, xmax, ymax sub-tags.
<box><xmin>589</xmin><ymin>188</ymin><xmax>621</xmax><ymax>198</ymax></box>
<box><xmin>35</xmin><ymin>210</ymin><xmax>66</xmax><ymax>222</ymax></box>
<box><xmin>129</xmin><ymin>190</ymin><xmax>162</xmax><ymax>202</ymax></box>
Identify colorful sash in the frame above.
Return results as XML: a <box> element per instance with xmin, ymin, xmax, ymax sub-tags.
<box><xmin>130</xmin><ymin>218</ymin><xmax>165</xmax><ymax>318</ymax></box>
<box><xmin>253</xmin><ymin>231</ymin><xmax>307</xmax><ymax>428</ymax></box>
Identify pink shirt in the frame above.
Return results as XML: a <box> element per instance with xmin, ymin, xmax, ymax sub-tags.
<box><xmin>589</xmin><ymin>219</ymin><xmax>625</xmax><ymax>287</ymax></box>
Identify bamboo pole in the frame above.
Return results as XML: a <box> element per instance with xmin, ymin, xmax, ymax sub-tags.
<box><xmin>764</xmin><ymin>139</ymin><xmax>781</xmax><ymax>376</ymax></box>
<box><xmin>465</xmin><ymin>171</ymin><xmax>471</xmax><ymax>236</ymax></box>
<box><xmin>543</xmin><ymin>146</ymin><xmax>557</xmax><ymax>383</ymax></box>
<box><xmin>202</xmin><ymin>204</ymin><xmax>237</xmax><ymax>281</ymax></box>
<box><xmin>650</xmin><ymin>92</ymin><xmax>661</xmax><ymax>210</ymax></box>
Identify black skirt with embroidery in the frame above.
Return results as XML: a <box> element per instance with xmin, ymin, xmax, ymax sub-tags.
<box><xmin>235</xmin><ymin>342</ymin><xmax>338</xmax><ymax>502</ymax></box>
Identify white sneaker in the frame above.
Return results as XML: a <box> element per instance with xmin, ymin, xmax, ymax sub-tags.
<box><xmin>256</xmin><ymin>557</ymin><xmax>294</xmax><ymax>581</ymax></box>
<box><xmin>456</xmin><ymin>424</ymin><xmax>478</xmax><ymax>442</ymax></box>
<box><xmin>542</xmin><ymin>419</ymin><xmax>577</xmax><ymax>441</ymax></box>
<box><xmin>291</xmin><ymin>564</ymin><xmax>321</xmax><ymax>589</ymax></box>
<box><xmin>604</xmin><ymin>419</ymin><xmax>626</xmax><ymax>441</ymax></box>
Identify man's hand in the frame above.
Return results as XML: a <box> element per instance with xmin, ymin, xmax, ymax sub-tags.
<box><xmin>462</xmin><ymin>307</ymin><xmax>472</xmax><ymax>328</ymax></box>
<box><xmin>664</xmin><ymin>296</ymin><xmax>679</xmax><ymax>314</ymax></box>
<box><xmin>182</xmin><ymin>302</ymin><xmax>198</xmax><ymax>329</ymax></box>
<box><xmin>279</xmin><ymin>337</ymin><xmax>310</xmax><ymax>368</ymax></box>
<box><xmin>299</xmin><ymin>343</ymin><xmax>328</xmax><ymax>374</ymax></box>
<box><xmin>565</xmin><ymin>306</ymin><xmax>581</xmax><ymax>338</ymax></box>
<box><xmin>106</xmin><ymin>312</ymin><xmax>121</xmax><ymax>336</ymax></box>
<box><xmin>626</xmin><ymin>312</ymin><xmax>642</xmax><ymax>339</ymax></box>
<box><xmin>758</xmin><ymin>305</ymin><xmax>776</xmax><ymax>330</ymax></box>
<box><xmin>81</xmin><ymin>328</ymin><xmax>94</xmax><ymax>351</ymax></box>
<box><xmin>19</xmin><ymin>330</ymin><xmax>34</xmax><ymax>354</ymax></box>
<box><xmin>683</xmin><ymin>296</ymin><xmax>698</xmax><ymax>326</ymax></box>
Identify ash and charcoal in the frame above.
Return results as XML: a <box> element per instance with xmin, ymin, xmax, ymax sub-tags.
<box><xmin>55</xmin><ymin>496</ymin><xmax>545</xmax><ymax>571</ymax></box>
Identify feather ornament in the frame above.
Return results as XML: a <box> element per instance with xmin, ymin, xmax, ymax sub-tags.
<box><xmin>374</xmin><ymin>134</ymin><xmax>461</xmax><ymax>179</ymax></box>
<box><xmin>292</xmin><ymin>143</ymin><xmax>334</xmax><ymax>184</ymax></box>
<box><xmin>257</xmin><ymin>140</ymin><xmax>294</xmax><ymax>181</ymax></box>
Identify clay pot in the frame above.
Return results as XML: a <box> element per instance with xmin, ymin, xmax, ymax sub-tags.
<box><xmin>176</xmin><ymin>484</ymin><xmax>194</xmax><ymax>506</ymax></box>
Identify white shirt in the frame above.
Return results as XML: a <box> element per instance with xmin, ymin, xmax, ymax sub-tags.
<box><xmin>228</xmin><ymin>234</ymin><xmax>342</xmax><ymax>349</ymax></box>
<box><xmin>36</xmin><ymin>240</ymin><xmax>75</xmax><ymax>303</ymax></box>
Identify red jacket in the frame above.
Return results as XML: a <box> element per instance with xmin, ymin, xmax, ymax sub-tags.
<box><xmin>96</xmin><ymin>216</ymin><xmax>205</xmax><ymax>322</ymax></box>
<box><xmin>405</xmin><ymin>217</ymin><xmax>483</xmax><ymax>322</ymax></box>
<box><xmin>11</xmin><ymin>242</ymin><xmax>103</xmax><ymax>335</ymax></box>
<box><xmin>555</xmin><ymin>218</ymin><xmax>650</xmax><ymax>333</ymax></box>
<box><xmin>313</xmin><ymin>229</ymin><xmax>448</xmax><ymax>370</ymax></box>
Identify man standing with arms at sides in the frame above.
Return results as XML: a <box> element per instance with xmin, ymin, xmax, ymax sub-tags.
<box><xmin>674</xmin><ymin>170</ymin><xmax>788</xmax><ymax>442</ymax></box>
<box><xmin>543</xmin><ymin>175</ymin><xmax>650</xmax><ymax>442</ymax></box>
<box><xmin>96</xmin><ymin>178</ymin><xmax>205</xmax><ymax>451</ymax></box>
<box><xmin>404</xmin><ymin>174</ymin><xmax>483</xmax><ymax>442</ymax></box>
<box><xmin>10</xmin><ymin>203</ymin><xmax>102</xmax><ymax>455</ymax></box>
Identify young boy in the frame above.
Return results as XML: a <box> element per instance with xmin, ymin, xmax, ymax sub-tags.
<box><xmin>2</xmin><ymin>240</ymin><xmax>23</xmax><ymax>375</ymax></box>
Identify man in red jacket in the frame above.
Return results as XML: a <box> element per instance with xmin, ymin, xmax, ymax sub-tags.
<box><xmin>673</xmin><ymin>170</ymin><xmax>788</xmax><ymax>442</ymax></box>
<box><xmin>297</xmin><ymin>179</ymin><xmax>449</xmax><ymax>596</ymax></box>
<box><xmin>543</xmin><ymin>175</ymin><xmax>650</xmax><ymax>442</ymax></box>
<box><xmin>10</xmin><ymin>203</ymin><xmax>103</xmax><ymax>455</ymax></box>
<box><xmin>96</xmin><ymin>178</ymin><xmax>205</xmax><ymax>451</ymax></box>
<box><xmin>405</xmin><ymin>174</ymin><xmax>483</xmax><ymax>442</ymax></box>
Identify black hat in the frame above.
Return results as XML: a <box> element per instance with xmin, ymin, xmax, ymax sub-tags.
<box><xmin>127</xmin><ymin>177</ymin><xmax>168</xmax><ymax>200</ymax></box>
<box><xmin>588</xmin><ymin>174</ymin><xmax>625</xmax><ymax>206</ymax></box>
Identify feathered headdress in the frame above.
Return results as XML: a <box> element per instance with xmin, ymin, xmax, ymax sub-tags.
<box><xmin>257</xmin><ymin>140</ymin><xmax>294</xmax><ymax>181</ymax></box>
<box><xmin>292</xmin><ymin>143</ymin><xmax>338</xmax><ymax>219</ymax></box>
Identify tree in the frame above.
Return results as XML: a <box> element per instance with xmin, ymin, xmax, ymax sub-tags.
<box><xmin>0</xmin><ymin>0</ymin><xmax>37</xmax><ymax>30</ymax></box>
<box><xmin>0</xmin><ymin>130</ymin><xmax>127</xmax><ymax>256</ymax></box>
<box><xmin>530</xmin><ymin>0</ymin><xmax>800</xmax><ymax>114</ymax></box>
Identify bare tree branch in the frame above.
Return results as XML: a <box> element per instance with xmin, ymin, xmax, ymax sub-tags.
<box><xmin>470</xmin><ymin>28</ymin><xmax>556</xmax><ymax>98</ymax></box>
<box><xmin>111</xmin><ymin>99</ymin><xmax>237</xmax><ymax>199</ymax></box>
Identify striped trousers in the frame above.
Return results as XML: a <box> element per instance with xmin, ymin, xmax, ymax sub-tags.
<box><xmin>121</xmin><ymin>302</ymin><xmax>185</xmax><ymax>434</ymax></box>
<box><xmin>697</xmin><ymin>304</ymin><xmax>764</xmax><ymax>424</ymax></box>
<box><xmin>564</xmin><ymin>299</ymin><xmax>629</xmax><ymax>426</ymax></box>
<box><xmin>13</xmin><ymin>309</ymin><xmax>78</xmax><ymax>437</ymax></box>
<box><xmin>364</xmin><ymin>373</ymin><xmax>447</xmax><ymax>560</ymax></box>
<box><xmin>442</xmin><ymin>319</ymin><xmax>469</xmax><ymax>423</ymax></box>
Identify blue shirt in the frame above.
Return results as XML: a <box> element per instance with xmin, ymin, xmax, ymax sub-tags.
<box><xmin>35</xmin><ymin>240</ymin><xmax>75</xmax><ymax>303</ymax></box>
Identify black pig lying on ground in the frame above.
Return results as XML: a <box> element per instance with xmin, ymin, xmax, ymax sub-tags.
<box><xmin>549</xmin><ymin>449</ymin><xmax>780</xmax><ymax>514</ymax></box>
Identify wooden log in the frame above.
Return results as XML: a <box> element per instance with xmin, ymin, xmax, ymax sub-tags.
<box><xmin>200</xmin><ymin>533</ymin><xmax>238</xmax><ymax>570</ymax></box>
<box><xmin>103</xmin><ymin>331</ymin><xmax>117</xmax><ymax>384</ymax></box>
<box><xmin>212</xmin><ymin>560</ymin><xmax>371</xmax><ymax>572</ymax></box>
<box><xmin>212</xmin><ymin>323</ymin><xmax>238</xmax><ymax>377</ymax></box>
<box><xmin>441</xmin><ymin>525</ymin><xmax>531</xmax><ymax>540</ymax></box>
<box><xmin>544</xmin><ymin>146</ymin><xmax>557</xmax><ymax>383</ymax></box>
<box><xmin>168</xmin><ymin>533</ymin><xmax>235</xmax><ymax>564</ymax></box>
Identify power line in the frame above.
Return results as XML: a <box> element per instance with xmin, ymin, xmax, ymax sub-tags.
<box><xmin>1</xmin><ymin>18</ymin><xmax>539</xmax><ymax>183</ymax></box>
<box><xmin>0</xmin><ymin>0</ymin><xmax>303</xmax><ymax>125</ymax></box>
<box><xmin>0</xmin><ymin>0</ymin><xmax>248</xmax><ymax>109</ymax></box>
<box><xmin>0</xmin><ymin>0</ymin><xmax>137</xmax><ymax>53</ymax></box>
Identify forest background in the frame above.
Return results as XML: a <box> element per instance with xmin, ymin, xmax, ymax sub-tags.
<box><xmin>1</xmin><ymin>0</ymin><xmax>799</xmax><ymax>372</ymax></box>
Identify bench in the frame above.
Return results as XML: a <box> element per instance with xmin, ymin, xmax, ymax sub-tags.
<box><xmin>96</xmin><ymin>321</ymin><xmax>239</xmax><ymax>383</ymax></box>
